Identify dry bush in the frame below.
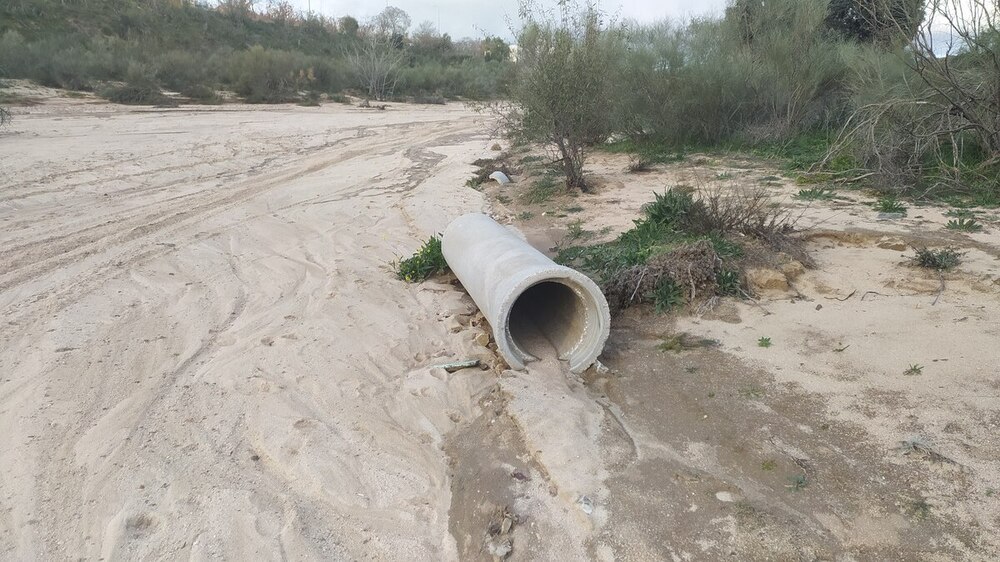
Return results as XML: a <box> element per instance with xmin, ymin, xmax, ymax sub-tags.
<box><xmin>604</xmin><ymin>239</ymin><xmax>720</xmax><ymax>312</ymax></box>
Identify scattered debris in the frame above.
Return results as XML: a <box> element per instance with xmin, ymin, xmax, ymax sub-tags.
<box><xmin>483</xmin><ymin>506</ymin><xmax>517</xmax><ymax>560</ymax></box>
<box><xmin>434</xmin><ymin>359</ymin><xmax>481</xmax><ymax>373</ymax></box>
<box><xmin>577</xmin><ymin>495</ymin><xmax>595</xmax><ymax>515</ymax></box>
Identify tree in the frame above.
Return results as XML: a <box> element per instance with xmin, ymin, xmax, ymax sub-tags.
<box><xmin>339</xmin><ymin>15</ymin><xmax>360</xmax><ymax>36</ymax></box>
<box><xmin>728</xmin><ymin>0</ymin><xmax>923</xmax><ymax>46</ymax></box>
<box><xmin>498</xmin><ymin>2</ymin><xmax>622</xmax><ymax>191</ymax></box>
<box><xmin>482</xmin><ymin>36</ymin><xmax>510</xmax><ymax>62</ymax></box>
<box><xmin>826</xmin><ymin>0</ymin><xmax>924</xmax><ymax>45</ymax></box>
<box><xmin>346</xmin><ymin>7</ymin><xmax>411</xmax><ymax>100</ymax></box>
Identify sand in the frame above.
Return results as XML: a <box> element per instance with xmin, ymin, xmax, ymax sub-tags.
<box><xmin>0</xmin><ymin>94</ymin><xmax>499</xmax><ymax>560</ymax></box>
<box><xmin>3</xmin><ymin>88</ymin><xmax>1000</xmax><ymax>560</ymax></box>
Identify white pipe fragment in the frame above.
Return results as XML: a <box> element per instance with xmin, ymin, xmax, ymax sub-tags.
<box><xmin>442</xmin><ymin>213</ymin><xmax>611</xmax><ymax>373</ymax></box>
<box><xmin>488</xmin><ymin>171</ymin><xmax>511</xmax><ymax>185</ymax></box>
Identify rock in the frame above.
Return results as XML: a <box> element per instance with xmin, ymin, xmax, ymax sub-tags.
<box><xmin>475</xmin><ymin>332</ymin><xmax>491</xmax><ymax>347</ymax></box>
<box><xmin>746</xmin><ymin>268</ymin><xmax>789</xmax><ymax>293</ymax></box>
<box><xmin>877</xmin><ymin>237</ymin><xmax>908</xmax><ymax>252</ymax></box>
<box><xmin>715</xmin><ymin>491</ymin><xmax>736</xmax><ymax>502</ymax></box>
<box><xmin>780</xmin><ymin>260</ymin><xmax>805</xmax><ymax>280</ymax></box>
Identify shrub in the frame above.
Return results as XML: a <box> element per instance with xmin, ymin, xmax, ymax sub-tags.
<box><xmin>394</xmin><ymin>235</ymin><xmax>448</xmax><ymax>282</ymax></box>
<box><xmin>99</xmin><ymin>82</ymin><xmax>174</xmax><ymax>106</ymax></box>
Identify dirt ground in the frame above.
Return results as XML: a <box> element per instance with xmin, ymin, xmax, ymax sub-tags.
<box><xmin>2</xmin><ymin>87</ymin><xmax>999</xmax><ymax>560</ymax></box>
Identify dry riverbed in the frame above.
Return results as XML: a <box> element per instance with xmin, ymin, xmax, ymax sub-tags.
<box><xmin>1</xmin><ymin>90</ymin><xmax>999</xmax><ymax>560</ymax></box>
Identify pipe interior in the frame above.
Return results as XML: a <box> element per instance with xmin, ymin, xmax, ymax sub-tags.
<box><xmin>507</xmin><ymin>280</ymin><xmax>589</xmax><ymax>362</ymax></box>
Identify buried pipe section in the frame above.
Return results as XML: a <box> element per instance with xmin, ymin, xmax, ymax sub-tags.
<box><xmin>442</xmin><ymin>213</ymin><xmax>611</xmax><ymax>373</ymax></box>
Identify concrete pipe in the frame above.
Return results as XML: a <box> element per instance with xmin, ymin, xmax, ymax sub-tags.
<box><xmin>442</xmin><ymin>213</ymin><xmax>611</xmax><ymax>373</ymax></box>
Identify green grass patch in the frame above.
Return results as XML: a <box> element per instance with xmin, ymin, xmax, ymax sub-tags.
<box><xmin>874</xmin><ymin>196</ymin><xmax>907</xmax><ymax>215</ymax></box>
<box><xmin>393</xmin><ymin>235</ymin><xmax>448</xmax><ymax>282</ymax></box>
<box><xmin>796</xmin><ymin>187</ymin><xmax>836</xmax><ymax>201</ymax></box>
<box><xmin>649</xmin><ymin>277</ymin><xmax>685</xmax><ymax>314</ymax></box>
<box><xmin>522</xmin><ymin>172</ymin><xmax>561</xmax><ymax>204</ymax></box>
<box><xmin>945</xmin><ymin>218</ymin><xmax>983</xmax><ymax>232</ymax></box>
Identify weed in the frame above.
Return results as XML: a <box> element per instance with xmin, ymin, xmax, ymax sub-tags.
<box><xmin>708</xmin><ymin>234</ymin><xmax>743</xmax><ymax>258</ymax></box>
<box><xmin>715</xmin><ymin>172</ymin><xmax>734</xmax><ymax>180</ymax></box>
<box><xmin>945</xmin><ymin>218</ymin><xmax>983</xmax><ymax>232</ymax></box>
<box><xmin>986</xmin><ymin>488</ymin><xmax>996</xmax><ymax>497</ymax></box>
<box><xmin>657</xmin><ymin>332</ymin><xmax>719</xmax><ymax>353</ymax></box>
<box><xmin>907</xmin><ymin>498</ymin><xmax>932</xmax><ymax>521</ymax></box>
<box><xmin>564</xmin><ymin>206</ymin><xmax>584</xmax><ymax>213</ymax></box>
<box><xmin>912</xmin><ymin>248</ymin><xmax>962</xmax><ymax>270</ymax></box>
<box><xmin>393</xmin><ymin>235</ymin><xmax>448</xmax><ymax>282</ymax></box>
<box><xmin>566</xmin><ymin>220</ymin><xmax>588</xmax><ymax>241</ymax></box>
<box><xmin>741</xmin><ymin>386</ymin><xmax>765</xmax><ymax>399</ymax></box>
<box><xmin>684</xmin><ymin>365</ymin><xmax>699</xmax><ymax>374</ymax></box>
<box><xmin>874</xmin><ymin>196</ymin><xmax>907</xmax><ymax>215</ymax></box>
<box><xmin>715</xmin><ymin>269</ymin><xmax>743</xmax><ymax>296</ymax></box>
<box><xmin>496</xmin><ymin>194</ymin><xmax>512</xmax><ymax>205</ymax></box>
<box><xmin>795</xmin><ymin>187</ymin><xmax>836</xmax><ymax>201</ymax></box>
<box><xmin>643</xmin><ymin>189</ymin><xmax>695</xmax><ymax>227</ymax></box>
<box><xmin>761</xmin><ymin>460</ymin><xmax>777</xmax><ymax>471</ymax></box>
<box><xmin>786</xmin><ymin>474</ymin><xmax>808</xmax><ymax>491</ymax></box>
<box><xmin>648</xmin><ymin>277</ymin><xmax>685</xmax><ymax>314</ymax></box>
<box><xmin>904</xmin><ymin>364</ymin><xmax>924</xmax><ymax>376</ymax></box>
<box><xmin>517</xmin><ymin>211</ymin><xmax>534</xmax><ymax>220</ymax></box>
<box><xmin>757</xmin><ymin>336</ymin><xmax>772</xmax><ymax>348</ymax></box>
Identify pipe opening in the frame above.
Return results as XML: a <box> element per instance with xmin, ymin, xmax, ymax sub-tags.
<box><xmin>507</xmin><ymin>280</ymin><xmax>592</xmax><ymax>363</ymax></box>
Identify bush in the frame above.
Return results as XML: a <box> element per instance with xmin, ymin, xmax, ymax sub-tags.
<box><xmin>99</xmin><ymin>82</ymin><xmax>174</xmax><ymax>106</ymax></box>
<box><xmin>615</xmin><ymin>0</ymin><xmax>854</xmax><ymax>146</ymax></box>
<box><xmin>229</xmin><ymin>46</ymin><xmax>301</xmax><ymax>103</ymax></box>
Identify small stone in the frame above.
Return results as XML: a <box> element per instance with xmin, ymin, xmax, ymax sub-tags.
<box><xmin>715</xmin><ymin>491</ymin><xmax>736</xmax><ymax>502</ymax></box>
<box><xmin>779</xmin><ymin>260</ymin><xmax>805</xmax><ymax>280</ymax></box>
<box><xmin>475</xmin><ymin>332</ymin><xmax>491</xmax><ymax>347</ymax></box>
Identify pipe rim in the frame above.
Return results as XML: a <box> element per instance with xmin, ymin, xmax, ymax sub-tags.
<box><xmin>495</xmin><ymin>268</ymin><xmax>611</xmax><ymax>373</ymax></box>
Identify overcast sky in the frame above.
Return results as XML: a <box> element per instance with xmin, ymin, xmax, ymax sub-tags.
<box><xmin>289</xmin><ymin>0</ymin><xmax>728</xmax><ymax>39</ymax></box>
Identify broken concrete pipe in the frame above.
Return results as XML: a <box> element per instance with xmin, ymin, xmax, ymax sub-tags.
<box><xmin>442</xmin><ymin>213</ymin><xmax>611</xmax><ymax>373</ymax></box>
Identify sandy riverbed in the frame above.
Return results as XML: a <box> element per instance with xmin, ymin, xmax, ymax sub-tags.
<box><xmin>0</xmin><ymin>94</ymin><xmax>501</xmax><ymax>560</ymax></box>
<box><xmin>2</xmin><ymin>90</ymin><xmax>999</xmax><ymax>561</ymax></box>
